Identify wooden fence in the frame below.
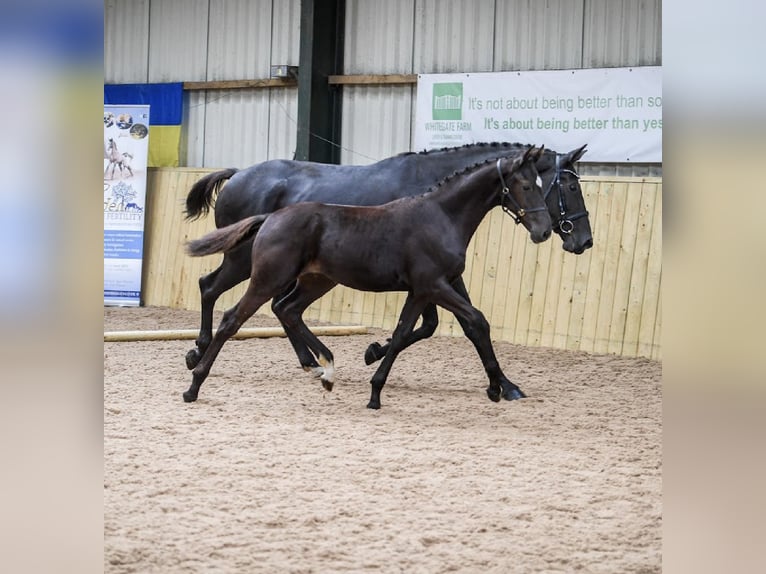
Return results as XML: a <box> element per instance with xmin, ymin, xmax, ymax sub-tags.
<box><xmin>142</xmin><ymin>168</ymin><xmax>661</xmax><ymax>360</ymax></box>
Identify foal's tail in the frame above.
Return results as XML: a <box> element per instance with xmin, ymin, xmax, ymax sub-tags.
<box><xmin>186</xmin><ymin>214</ymin><xmax>269</xmax><ymax>257</ymax></box>
<box><xmin>184</xmin><ymin>168</ymin><xmax>239</xmax><ymax>221</ymax></box>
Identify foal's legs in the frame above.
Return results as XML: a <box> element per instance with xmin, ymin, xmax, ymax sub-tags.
<box><xmin>183</xmin><ymin>281</ymin><xmax>272</xmax><ymax>402</ymax></box>
<box><xmin>367</xmin><ymin>293</ymin><xmax>428</xmax><ymax>409</ymax></box>
<box><xmin>363</xmin><ymin>276</ymin><xmax>472</xmax><ymax>364</ymax></box>
<box><xmin>186</xmin><ymin>243</ymin><xmax>252</xmax><ymax>370</ymax></box>
<box><xmin>271</xmin><ymin>275</ymin><xmax>338</xmax><ymax>390</ymax></box>
<box><xmin>430</xmin><ymin>280</ymin><xmax>525</xmax><ymax>402</ymax></box>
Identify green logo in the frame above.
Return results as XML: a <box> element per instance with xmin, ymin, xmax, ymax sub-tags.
<box><xmin>432</xmin><ymin>83</ymin><xmax>463</xmax><ymax>120</ymax></box>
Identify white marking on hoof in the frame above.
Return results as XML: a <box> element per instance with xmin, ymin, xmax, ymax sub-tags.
<box><xmin>318</xmin><ymin>355</ymin><xmax>335</xmax><ymax>384</ymax></box>
<box><xmin>303</xmin><ymin>365</ymin><xmax>325</xmax><ymax>379</ymax></box>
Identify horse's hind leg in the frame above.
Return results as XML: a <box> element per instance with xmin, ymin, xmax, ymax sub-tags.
<box><xmin>183</xmin><ymin>283</ymin><xmax>271</xmax><ymax>403</ymax></box>
<box><xmin>272</xmin><ymin>276</ymin><xmax>339</xmax><ymax>392</ymax></box>
<box><xmin>271</xmin><ymin>276</ymin><xmax>337</xmax><ymax>378</ymax></box>
<box><xmin>367</xmin><ymin>293</ymin><xmax>427</xmax><ymax>409</ymax></box>
<box><xmin>186</xmin><ymin>244</ymin><xmax>252</xmax><ymax>370</ymax></box>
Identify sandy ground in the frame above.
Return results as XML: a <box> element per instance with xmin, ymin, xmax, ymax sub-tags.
<box><xmin>104</xmin><ymin>306</ymin><xmax>661</xmax><ymax>573</ymax></box>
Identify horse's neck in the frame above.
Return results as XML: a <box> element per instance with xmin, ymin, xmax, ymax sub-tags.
<box><xmin>431</xmin><ymin>164</ymin><xmax>499</xmax><ymax>239</ymax></box>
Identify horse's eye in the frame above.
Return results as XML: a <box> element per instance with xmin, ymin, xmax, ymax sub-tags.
<box><xmin>523</xmin><ymin>185</ymin><xmax>531</xmax><ymax>192</ymax></box>
<box><xmin>569</xmin><ymin>183</ymin><xmax>577</xmax><ymax>191</ymax></box>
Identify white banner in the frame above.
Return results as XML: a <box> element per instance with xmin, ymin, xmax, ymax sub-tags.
<box><xmin>414</xmin><ymin>66</ymin><xmax>661</xmax><ymax>162</ymax></box>
<box><xmin>104</xmin><ymin>105</ymin><xmax>150</xmax><ymax>306</ymax></box>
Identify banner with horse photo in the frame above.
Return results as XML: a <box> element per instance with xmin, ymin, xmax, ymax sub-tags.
<box><xmin>415</xmin><ymin>66</ymin><xmax>661</xmax><ymax>163</ymax></box>
<box><xmin>104</xmin><ymin>104</ymin><xmax>150</xmax><ymax>306</ymax></box>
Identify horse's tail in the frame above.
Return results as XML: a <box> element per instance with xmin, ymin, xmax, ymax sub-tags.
<box><xmin>186</xmin><ymin>214</ymin><xmax>269</xmax><ymax>257</ymax></box>
<box><xmin>184</xmin><ymin>168</ymin><xmax>239</xmax><ymax>221</ymax></box>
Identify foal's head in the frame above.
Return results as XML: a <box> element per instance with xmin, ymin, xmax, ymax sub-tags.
<box><xmin>498</xmin><ymin>146</ymin><xmax>552</xmax><ymax>244</ymax></box>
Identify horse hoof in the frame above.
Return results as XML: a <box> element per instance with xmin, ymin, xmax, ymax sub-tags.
<box><xmin>185</xmin><ymin>348</ymin><xmax>202</xmax><ymax>370</ymax></box>
<box><xmin>503</xmin><ymin>387</ymin><xmax>526</xmax><ymax>401</ymax></box>
<box><xmin>366</xmin><ymin>400</ymin><xmax>381</xmax><ymax>410</ymax></box>
<box><xmin>486</xmin><ymin>387</ymin><xmax>501</xmax><ymax>402</ymax></box>
<box><xmin>364</xmin><ymin>342</ymin><xmax>385</xmax><ymax>365</ymax></box>
<box><xmin>321</xmin><ymin>379</ymin><xmax>334</xmax><ymax>392</ymax></box>
<box><xmin>182</xmin><ymin>390</ymin><xmax>198</xmax><ymax>403</ymax></box>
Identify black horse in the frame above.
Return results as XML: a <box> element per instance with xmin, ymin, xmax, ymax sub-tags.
<box><xmin>183</xmin><ymin>142</ymin><xmax>592</xmax><ymax>373</ymax></box>
<box><xmin>183</xmin><ymin>147</ymin><xmax>550</xmax><ymax>409</ymax></box>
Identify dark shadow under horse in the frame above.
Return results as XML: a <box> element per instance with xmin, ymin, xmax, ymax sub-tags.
<box><xmin>183</xmin><ymin>142</ymin><xmax>592</xmax><ymax>374</ymax></box>
<box><xmin>184</xmin><ymin>147</ymin><xmax>550</xmax><ymax>409</ymax></box>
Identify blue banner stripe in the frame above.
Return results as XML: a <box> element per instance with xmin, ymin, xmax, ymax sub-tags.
<box><xmin>104</xmin><ymin>83</ymin><xmax>183</xmax><ymax>125</ymax></box>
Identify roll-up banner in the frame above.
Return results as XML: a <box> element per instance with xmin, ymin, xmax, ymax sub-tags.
<box><xmin>104</xmin><ymin>104</ymin><xmax>150</xmax><ymax>306</ymax></box>
<box><xmin>415</xmin><ymin>66</ymin><xmax>661</xmax><ymax>162</ymax></box>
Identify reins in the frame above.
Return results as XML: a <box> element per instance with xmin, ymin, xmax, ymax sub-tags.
<box><xmin>495</xmin><ymin>157</ymin><xmax>547</xmax><ymax>225</ymax></box>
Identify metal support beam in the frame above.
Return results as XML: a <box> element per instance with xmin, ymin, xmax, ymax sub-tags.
<box><xmin>295</xmin><ymin>0</ymin><xmax>345</xmax><ymax>163</ymax></box>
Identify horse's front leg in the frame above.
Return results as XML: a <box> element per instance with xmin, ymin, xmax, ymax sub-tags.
<box><xmin>431</xmin><ymin>281</ymin><xmax>525</xmax><ymax>403</ymax></box>
<box><xmin>364</xmin><ymin>303</ymin><xmax>439</xmax><ymax>365</ymax></box>
<box><xmin>364</xmin><ymin>277</ymin><xmax>471</xmax><ymax>365</ymax></box>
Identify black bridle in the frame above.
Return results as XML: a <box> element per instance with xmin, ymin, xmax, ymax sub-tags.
<box><xmin>544</xmin><ymin>154</ymin><xmax>589</xmax><ymax>234</ymax></box>
<box><xmin>496</xmin><ymin>158</ymin><xmax>547</xmax><ymax>225</ymax></box>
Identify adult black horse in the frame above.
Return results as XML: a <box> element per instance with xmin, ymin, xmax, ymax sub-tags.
<box><xmin>183</xmin><ymin>147</ymin><xmax>550</xmax><ymax>409</ymax></box>
<box><xmin>184</xmin><ymin>142</ymin><xmax>592</xmax><ymax>374</ymax></box>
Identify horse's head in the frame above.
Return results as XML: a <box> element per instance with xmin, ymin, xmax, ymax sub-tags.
<box><xmin>538</xmin><ymin>144</ymin><xmax>593</xmax><ymax>254</ymax></box>
<box><xmin>500</xmin><ymin>146</ymin><xmax>552</xmax><ymax>244</ymax></box>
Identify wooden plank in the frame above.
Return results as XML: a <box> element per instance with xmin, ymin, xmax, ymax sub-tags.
<box><xmin>637</xmin><ymin>185</ymin><xmax>662</xmax><ymax>359</ymax></box>
<box><xmin>579</xmin><ymin>181</ymin><xmax>612</xmax><ymax>353</ymax></box>
<box><xmin>327</xmin><ymin>74</ymin><xmax>417</xmax><ymax>86</ymax></box>
<box><xmin>562</xmin><ymin>179</ymin><xmax>600</xmax><ymax>351</ymax></box>
<box><xmin>621</xmin><ymin>182</ymin><xmax>658</xmax><ymax>356</ymax></box>
<box><xmin>488</xmin><ymin>208</ymin><xmax>519</xmax><ymax>342</ymax></box>
<box><xmin>592</xmin><ymin>181</ymin><xmax>629</xmax><ymax>354</ymax></box>
<box><xmin>553</xmin><ymin>239</ymin><xmax>577</xmax><ymax>350</ymax></box>
<box><xmin>526</xmin><ymin>236</ymin><xmax>553</xmax><ymax>347</ymax></box>
<box><xmin>183</xmin><ymin>78</ymin><xmax>297</xmax><ymax>90</ymax></box>
<box><xmin>466</xmin><ymin>217</ymin><xmax>492</xmax><ymax>319</ymax></box>
<box><xmin>502</xmin><ymin>218</ymin><xmax>528</xmax><ymax>343</ymax></box>
<box><xmin>651</xmin><ymin>278</ymin><xmax>662</xmax><ymax>361</ymax></box>
<box><xmin>607</xmin><ymin>181</ymin><xmax>644</xmax><ymax>355</ymax></box>
<box><xmin>513</xmin><ymin>240</ymin><xmax>539</xmax><ymax>346</ymax></box>
<box><xmin>105</xmin><ymin>325</ymin><xmax>367</xmax><ymax>342</ymax></box>
<box><xmin>539</xmin><ymin>246</ymin><xmax>564</xmax><ymax>348</ymax></box>
<box><xmin>477</xmin><ymin>211</ymin><xmax>504</xmax><ymax>330</ymax></box>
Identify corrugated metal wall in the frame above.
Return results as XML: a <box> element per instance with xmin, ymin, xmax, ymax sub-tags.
<box><xmin>104</xmin><ymin>0</ymin><xmax>661</xmax><ymax>170</ymax></box>
<box><xmin>105</xmin><ymin>0</ymin><xmax>300</xmax><ymax>167</ymax></box>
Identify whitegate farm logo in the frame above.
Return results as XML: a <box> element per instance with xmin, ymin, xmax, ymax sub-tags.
<box><xmin>432</xmin><ymin>82</ymin><xmax>463</xmax><ymax>120</ymax></box>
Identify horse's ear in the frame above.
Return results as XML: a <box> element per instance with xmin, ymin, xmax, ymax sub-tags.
<box><xmin>531</xmin><ymin>145</ymin><xmax>545</xmax><ymax>162</ymax></box>
<box><xmin>520</xmin><ymin>145</ymin><xmax>535</xmax><ymax>164</ymax></box>
<box><xmin>563</xmin><ymin>144</ymin><xmax>587</xmax><ymax>165</ymax></box>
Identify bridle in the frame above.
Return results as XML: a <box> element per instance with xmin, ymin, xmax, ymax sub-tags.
<box><xmin>496</xmin><ymin>158</ymin><xmax>547</xmax><ymax>225</ymax></box>
<box><xmin>544</xmin><ymin>154</ymin><xmax>589</xmax><ymax>234</ymax></box>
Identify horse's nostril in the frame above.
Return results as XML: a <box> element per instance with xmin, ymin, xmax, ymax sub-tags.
<box><xmin>543</xmin><ymin>229</ymin><xmax>552</xmax><ymax>241</ymax></box>
<box><xmin>583</xmin><ymin>238</ymin><xmax>593</xmax><ymax>250</ymax></box>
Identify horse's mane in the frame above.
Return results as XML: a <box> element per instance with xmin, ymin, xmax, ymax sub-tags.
<box><xmin>421</xmin><ymin>146</ymin><xmax>532</xmax><ymax>195</ymax></box>
<box><xmin>395</xmin><ymin>141</ymin><xmax>529</xmax><ymax>158</ymax></box>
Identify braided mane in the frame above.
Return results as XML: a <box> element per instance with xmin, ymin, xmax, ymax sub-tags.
<box><xmin>396</xmin><ymin>141</ymin><xmax>530</xmax><ymax>158</ymax></box>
